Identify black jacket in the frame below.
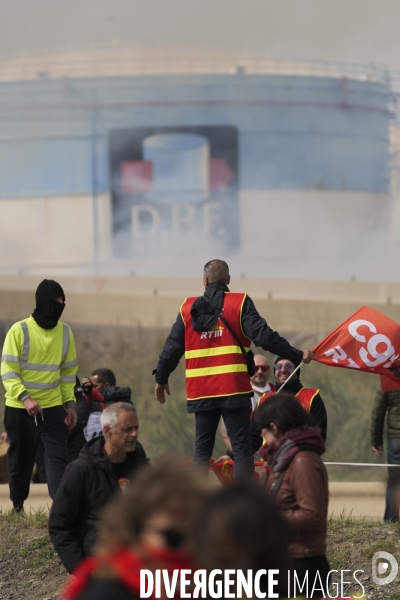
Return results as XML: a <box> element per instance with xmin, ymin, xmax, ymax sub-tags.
<box><xmin>48</xmin><ymin>437</ymin><xmax>148</xmax><ymax>574</ymax></box>
<box><xmin>276</xmin><ymin>378</ymin><xmax>327</xmax><ymax>440</ymax></box>
<box><xmin>67</xmin><ymin>394</ymin><xmax>103</xmax><ymax>463</ymax></box>
<box><xmin>102</xmin><ymin>386</ymin><xmax>133</xmax><ymax>406</ymax></box>
<box><xmin>155</xmin><ymin>282</ymin><xmax>303</xmax><ymax>412</ymax></box>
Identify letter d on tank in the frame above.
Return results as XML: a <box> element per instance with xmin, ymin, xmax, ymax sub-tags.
<box><xmin>140</xmin><ymin>569</ymin><xmax>154</xmax><ymax>597</ymax></box>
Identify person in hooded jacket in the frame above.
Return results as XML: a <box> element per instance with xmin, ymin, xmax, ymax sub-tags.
<box><xmin>49</xmin><ymin>402</ymin><xmax>148</xmax><ymax>574</ymax></box>
<box><xmin>102</xmin><ymin>385</ymin><xmax>132</xmax><ymax>405</ymax></box>
<box><xmin>251</xmin><ymin>356</ymin><xmax>327</xmax><ymax>454</ymax></box>
<box><xmin>154</xmin><ymin>259</ymin><xmax>313</xmax><ymax>482</ymax></box>
<box><xmin>67</xmin><ymin>377</ymin><xmax>104</xmax><ymax>463</ymax></box>
<box><xmin>1</xmin><ymin>279</ymin><xmax>78</xmax><ymax>511</ymax></box>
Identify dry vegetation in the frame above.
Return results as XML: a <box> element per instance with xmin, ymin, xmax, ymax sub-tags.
<box><xmin>0</xmin><ymin>511</ymin><xmax>399</xmax><ymax>600</ymax></box>
<box><xmin>0</xmin><ymin>509</ymin><xmax>65</xmax><ymax>600</ymax></box>
<box><xmin>70</xmin><ymin>324</ymin><xmax>389</xmax><ymax>476</ymax></box>
<box><xmin>0</xmin><ymin>322</ymin><xmax>386</xmax><ymax>474</ymax></box>
<box><xmin>0</xmin><ymin>322</ymin><xmax>395</xmax><ymax>598</ymax></box>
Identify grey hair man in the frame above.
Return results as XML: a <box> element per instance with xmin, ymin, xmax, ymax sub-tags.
<box><xmin>49</xmin><ymin>402</ymin><xmax>148</xmax><ymax>574</ymax></box>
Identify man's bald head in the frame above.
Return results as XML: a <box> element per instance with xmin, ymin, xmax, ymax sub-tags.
<box><xmin>203</xmin><ymin>260</ymin><xmax>230</xmax><ymax>286</ymax></box>
<box><xmin>255</xmin><ymin>355</ymin><xmax>269</xmax><ymax>368</ymax></box>
<box><xmin>251</xmin><ymin>354</ymin><xmax>271</xmax><ymax>387</ymax></box>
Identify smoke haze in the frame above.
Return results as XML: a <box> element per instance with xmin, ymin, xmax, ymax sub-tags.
<box><xmin>0</xmin><ymin>0</ymin><xmax>399</xmax><ymax>283</ymax></box>
<box><xmin>0</xmin><ymin>0</ymin><xmax>400</xmax><ymax>72</ymax></box>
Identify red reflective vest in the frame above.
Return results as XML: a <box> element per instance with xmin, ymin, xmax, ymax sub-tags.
<box><xmin>257</xmin><ymin>387</ymin><xmax>320</xmax><ymax>412</ymax></box>
<box><xmin>180</xmin><ymin>293</ymin><xmax>253</xmax><ymax>401</ymax></box>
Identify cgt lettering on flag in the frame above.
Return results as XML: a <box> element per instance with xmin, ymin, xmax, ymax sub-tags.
<box><xmin>313</xmin><ymin>306</ymin><xmax>400</xmax><ymax>381</ymax></box>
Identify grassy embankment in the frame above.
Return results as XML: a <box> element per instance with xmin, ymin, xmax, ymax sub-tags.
<box><xmin>0</xmin><ymin>510</ymin><xmax>399</xmax><ymax>600</ymax></box>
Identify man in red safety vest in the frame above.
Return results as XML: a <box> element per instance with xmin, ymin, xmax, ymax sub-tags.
<box><xmin>154</xmin><ymin>259</ymin><xmax>313</xmax><ymax>481</ymax></box>
<box><xmin>257</xmin><ymin>357</ymin><xmax>327</xmax><ymax>440</ymax></box>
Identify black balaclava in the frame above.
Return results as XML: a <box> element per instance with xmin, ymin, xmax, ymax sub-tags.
<box><xmin>32</xmin><ymin>279</ymin><xmax>65</xmax><ymax>329</ymax></box>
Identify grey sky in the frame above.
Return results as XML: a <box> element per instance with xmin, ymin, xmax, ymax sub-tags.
<box><xmin>1</xmin><ymin>0</ymin><xmax>400</xmax><ymax>73</ymax></box>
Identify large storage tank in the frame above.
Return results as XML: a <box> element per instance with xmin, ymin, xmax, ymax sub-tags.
<box><xmin>0</xmin><ymin>53</ymin><xmax>393</xmax><ymax>280</ymax></box>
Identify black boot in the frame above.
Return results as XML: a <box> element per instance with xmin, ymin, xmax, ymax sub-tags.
<box><xmin>12</xmin><ymin>502</ymin><xmax>24</xmax><ymax>514</ymax></box>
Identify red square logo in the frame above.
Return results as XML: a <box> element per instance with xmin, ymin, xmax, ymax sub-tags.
<box><xmin>120</xmin><ymin>161</ymin><xmax>153</xmax><ymax>193</ymax></box>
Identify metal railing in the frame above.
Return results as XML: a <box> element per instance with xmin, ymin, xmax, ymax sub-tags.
<box><xmin>0</xmin><ymin>48</ymin><xmax>390</xmax><ymax>85</ymax></box>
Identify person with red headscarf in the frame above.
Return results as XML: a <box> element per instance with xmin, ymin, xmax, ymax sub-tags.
<box><xmin>62</xmin><ymin>459</ymin><xmax>208</xmax><ymax>600</ymax></box>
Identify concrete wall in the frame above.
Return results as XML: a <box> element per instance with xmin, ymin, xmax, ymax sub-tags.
<box><xmin>0</xmin><ymin>275</ymin><xmax>399</xmax><ymax>332</ymax></box>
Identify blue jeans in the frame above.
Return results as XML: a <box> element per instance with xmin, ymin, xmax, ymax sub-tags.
<box><xmin>384</xmin><ymin>438</ymin><xmax>400</xmax><ymax>522</ymax></box>
<box><xmin>192</xmin><ymin>407</ymin><xmax>254</xmax><ymax>482</ymax></box>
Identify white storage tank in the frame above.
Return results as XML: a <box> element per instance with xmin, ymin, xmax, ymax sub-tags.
<box><xmin>143</xmin><ymin>132</ymin><xmax>210</xmax><ymax>204</ymax></box>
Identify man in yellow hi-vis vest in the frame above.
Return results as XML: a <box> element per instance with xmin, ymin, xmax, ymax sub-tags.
<box><xmin>1</xmin><ymin>280</ymin><xmax>78</xmax><ymax>511</ymax></box>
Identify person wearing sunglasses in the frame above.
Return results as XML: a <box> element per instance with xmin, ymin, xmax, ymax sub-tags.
<box><xmin>250</xmin><ymin>355</ymin><xmax>275</xmax><ymax>410</ymax></box>
<box><xmin>254</xmin><ymin>357</ymin><xmax>327</xmax><ymax>444</ymax></box>
<box><xmin>62</xmin><ymin>460</ymin><xmax>208</xmax><ymax>600</ymax></box>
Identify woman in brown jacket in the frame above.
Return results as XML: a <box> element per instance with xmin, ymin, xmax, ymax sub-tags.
<box><xmin>255</xmin><ymin>392</ymin><xmax>330</xmax><ymax>598</ymax></box>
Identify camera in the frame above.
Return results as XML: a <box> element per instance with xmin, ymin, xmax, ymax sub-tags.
<box><xmin>82</xmin><ymin>379</ymin><xmax>94</xmax><ymax>396</ymax></box>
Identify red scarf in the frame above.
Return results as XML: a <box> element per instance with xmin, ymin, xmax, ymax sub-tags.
<box><xmin>86</xmin><ymin>388</ymin><xmax>106</xmax><ymax>411</ymax></box>
<box><xmin>259</xmin><ymin>425</ymin><xmax>325</xmax><ymax>469</ymax></box>
<box><xmin>62</xmin><ymin>546</ymin><xmax>192</xmax><ymax>600</ymax></box>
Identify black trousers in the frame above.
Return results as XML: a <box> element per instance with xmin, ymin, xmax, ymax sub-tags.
<box><xmin>4</xmin><ymin>405</ymin><xmax>68</xmax><ymax>506</ymax></box>
<box><xmin>32</xmin><ymin>440</ymin><xmax>47</xmax><ymax>484</ymax></box>
<box><xmin>192</xmin><ymin>406</ymin><xmax>254</xmax><ymax>482</ymax></box>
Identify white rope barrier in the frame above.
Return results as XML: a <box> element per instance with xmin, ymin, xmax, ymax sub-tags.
<box><xmin>324</xmin><ymin>462</ymin><xmax>400</xmax><ymax>467</ymax></box>
<box><xmin>272</xmin><ymin>363</ymin><xmax>399</xmax><ymax>469</ymax></box>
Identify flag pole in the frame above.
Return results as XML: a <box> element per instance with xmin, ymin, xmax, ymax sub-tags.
<box><xmin>276</xmin><ymin>362</ymin><xmax>303</xmax><ymax>393</ymax></box>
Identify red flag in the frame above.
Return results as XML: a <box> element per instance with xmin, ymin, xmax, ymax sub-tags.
<box><xmin>380</xmin><ymin>375</ymin><xmax>400</xmax><ymax>392</ymax></box>
<box><xmin>313</xmin><ymin>306</ymin><xmax>400</xmax><ymax>382</ymax></box>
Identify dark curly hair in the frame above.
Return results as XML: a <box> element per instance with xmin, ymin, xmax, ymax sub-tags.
<box><xmin>254</xmin><ymin>392</ymin><xmax>309</xmax><ymax>434</ymax></box>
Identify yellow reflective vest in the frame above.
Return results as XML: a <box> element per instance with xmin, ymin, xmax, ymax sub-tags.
<box><xmin>1</xmin><ymin>316</ymin><xmax>78</xmax><ymax>409</ymax></box>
